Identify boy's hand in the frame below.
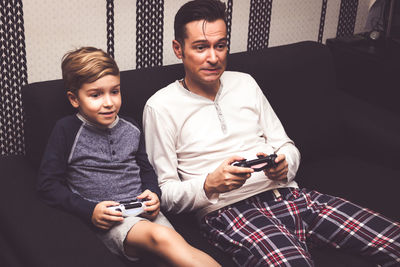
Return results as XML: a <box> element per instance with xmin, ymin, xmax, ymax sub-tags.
<box><xmin>91</xmin><ymin>201</ymin><xmax>124</xmax><ymax>230</ymax></box>
<box><xmin>137</xmin><ymin>190</ymin><xmax>160</xmax><ymax>220</ymax></box>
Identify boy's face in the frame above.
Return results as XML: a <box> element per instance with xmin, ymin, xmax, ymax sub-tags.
<box><xmin>173</xmin><ymin>19</ymin><xmax>228</xmax><ymax>88</ymax></box>
<box><xmin>68</xmin><ymin>74</ymin><xmax>121</xmax><ymax>128</ymax></box>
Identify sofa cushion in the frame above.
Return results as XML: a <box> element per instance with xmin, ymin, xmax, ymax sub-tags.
<box><xmin>297</xmin><ymin>155</ymin><xmax>400</xmax><ymax>222</ymax></box>
<box><xmin>23</xmin><ymin>79</ymin><xmax>74</xmax><ymax>169</ymax></box>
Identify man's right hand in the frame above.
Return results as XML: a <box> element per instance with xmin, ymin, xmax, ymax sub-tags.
<box><xmin>204</xmin><ymin>156</ymin><xmax>254</xmax><ymax>198</ymax></box>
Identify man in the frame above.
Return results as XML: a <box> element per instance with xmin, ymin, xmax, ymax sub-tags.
<box><xmin>143</xmin><ymin>0</ymin><xmax>400</xmax><ymax>266</ymax></box>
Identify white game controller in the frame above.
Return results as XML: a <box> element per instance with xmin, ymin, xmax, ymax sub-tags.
<box><xmin>108</xmin><ymin>200</ymin><xmax>145</xmax><ymax>217</ymax></box>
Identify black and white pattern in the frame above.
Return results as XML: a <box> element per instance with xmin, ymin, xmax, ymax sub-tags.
<box><xmin>337</xmin><ymin>0</ymin><xmax>359</xmax><ymax>37</ymax></box>
<box><xmin>226</xmin><ymin>0</ymin><xmax>233</xmax><ymax>53</ymax></box>
<box><xmin>247</xmin><ymin>0</ymin><xmax>273</xmax><ymax>51</ymax></box>
<box><xmin>0</xmin><ymin>1</ymin><xmax>368</xmax><ymax>156</ymax></box>
<box><xmin>136</xmin><ymin>0</ymin><xmax>164</xmax><ymax>69</ymax></box>
<box><xmin>318</xmin><ymin>0</ymin><xmax>328</xmax><ymax>43</ymax></box>
<box><xmin>0</xmin><ymin>0</ymin><xmax>27</xmax><ymax>156</ymax></box>
<box><xmin>106</xmin><ymin>0</ymin><xmax>114</xmax><ymax>58</ymax></box>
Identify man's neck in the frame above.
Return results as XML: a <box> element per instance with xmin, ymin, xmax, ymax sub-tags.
<box><xmin>182</xmin><ymin>77</ymin><xmax>220</xmax><ymax>101</ymax></box>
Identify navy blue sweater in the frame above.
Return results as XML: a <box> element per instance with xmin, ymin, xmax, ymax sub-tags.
<box><xmin>37</xmin><ymin>114</ymin><xmax>161</xmax><ymax>224</ymax></box>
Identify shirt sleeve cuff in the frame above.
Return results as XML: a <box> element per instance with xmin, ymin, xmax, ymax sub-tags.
<box><xmin>198</xmin><ymin>175</ymin><xmax>219</xmax><ymax>205</ymax></box>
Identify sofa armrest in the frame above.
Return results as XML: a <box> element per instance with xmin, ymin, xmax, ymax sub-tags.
<box><xmin>0</xmin><ymin>156</ymin><xmax>132</xmax><ymax>267</ymax></box>
<box><xmin>0</xmin><ymin>231</ymin><xmax>23</xmax><ymax>267</ymax></box>
<box><xmin>338</xmin><ymin>91</ymin><xmax>400</xmax><ymax>170</ymax></box>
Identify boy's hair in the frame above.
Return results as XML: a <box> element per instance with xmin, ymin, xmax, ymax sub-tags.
<box><xmin>61</xmin><ymin>47</ymin><xmax>119</xmax><ymax>94</ymax></box>
<box><xmin>174</xmin><ymin>0</ymin><xmax>227</xmax><ymax>45</ymax></box>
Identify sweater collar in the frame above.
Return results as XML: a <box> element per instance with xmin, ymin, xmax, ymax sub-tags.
<box><xmin>76</xmin><ymin>113</ymin><xmax>119</xmax><ymax>130</ymax></box>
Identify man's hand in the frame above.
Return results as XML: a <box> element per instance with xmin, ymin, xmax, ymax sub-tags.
<box><xmin>257</xmin><ymin>152</ymin><xmax>288</xmax><ymax>181</ymax></box>
<box><xmin>91</xmin><ymin>201</ymin><xmax>124</xmax><ymax>230</ymax></box>
<box><xmin>204</xmin><ymin>156</ymin><xmax>254</xmax><ymax>198</ymax></box>
<box><xmin>137</xmin><ymin>189</ymin><xmax>160</xmax><ymax>220</ymax></box>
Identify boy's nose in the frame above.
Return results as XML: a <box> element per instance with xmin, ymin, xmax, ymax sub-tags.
<box><xmin>103</xmin><ymin>95</ymin><xmax>113</xmax><ymax>107</ymax></box>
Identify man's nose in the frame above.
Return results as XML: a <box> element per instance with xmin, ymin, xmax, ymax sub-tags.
<box><xmin>207</xmin><ymin>48</ymin><xmax>218</xmax><ymax>64</ymax></box>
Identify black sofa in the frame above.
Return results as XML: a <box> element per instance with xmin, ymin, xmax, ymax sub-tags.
<box><xmin>1</xmin><ymin>41</ymin><xmax>399</xmax><ymax>267</ymax></box>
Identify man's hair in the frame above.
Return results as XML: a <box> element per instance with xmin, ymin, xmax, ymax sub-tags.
<box><xmin>174</xmin><ymin>0</ymin><xmax>227</xmax><ymax>45</ymax></box>
<box><xmin>61</xmin><ymin>47</ymin><xmax>119</xmax><ymax>94</ymax></box>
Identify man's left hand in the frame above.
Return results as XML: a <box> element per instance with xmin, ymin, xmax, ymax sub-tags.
<box><xmin>257</xmin><ymin>152</ymin><xmax>288</xmax><ymax>181</ymax></box>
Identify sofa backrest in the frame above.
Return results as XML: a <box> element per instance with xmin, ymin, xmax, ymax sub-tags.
<box><xmin>22</xmin><ymin>64</ymin><xmax>185</xmax><ymax>169</ymax></box>
<box><xmin>22</xmin><ymin>41</ymin><xmax>342</xmax><ymax>169</ymax></box>
<box><xmin>227</xmin><ymin>41</ymin><xmax>343</xmax><ymax>163</ymax></box>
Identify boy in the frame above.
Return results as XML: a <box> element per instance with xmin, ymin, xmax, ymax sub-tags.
<box><xmin>37</xmin><ymin>47</ymin><xmax>219</xmax><ymax>266</ymax></box>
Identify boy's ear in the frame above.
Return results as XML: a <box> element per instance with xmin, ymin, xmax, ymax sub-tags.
<box><xmin>172</xmin><ymin>40</ymin><xmax>183</xmax><ymax>59</ymax></box>
<box><xmin>67</xmin><ymin>91</ymin><xmax>80</xmax><ymax>108</ymax></box>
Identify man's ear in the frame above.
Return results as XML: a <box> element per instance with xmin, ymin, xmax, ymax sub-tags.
<box><xmin>67</xmin><ymin>91</ymin><xmax>80</xmax><ymax>108</ymax></box>
<box><xmin>172</xmin><ymin>40</ymin><xmax>183</xmax><ymax>59</ymax></box>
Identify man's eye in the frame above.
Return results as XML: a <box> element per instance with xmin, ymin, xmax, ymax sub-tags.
<box><xmin>216</xmin><ymin>43</ymin><xmax>227</xmax><ymax>50</ymax></box>
<box><xmin>196</xmin><ymin>45</ymin><xmax>205</xmax><ymax>51</ymax></box>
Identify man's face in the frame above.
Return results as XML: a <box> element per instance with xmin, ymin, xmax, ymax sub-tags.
<box><xmin>68</xmin><ymin>74</ymin><xmax>121</xmax><ymax>127</ymax></box>
<box><xmin>174</xmin><ymin>19</ymin><xmax>228</xmax><ymax>88</ymax></box>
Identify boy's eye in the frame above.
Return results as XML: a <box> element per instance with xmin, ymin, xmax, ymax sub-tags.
<box><xmin>88</xmin><ymin>90</ymin><xmax>102</xmax><ymax>98</ymax></box>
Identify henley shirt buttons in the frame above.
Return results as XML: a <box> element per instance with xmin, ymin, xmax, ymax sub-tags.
<box><xmin>110</xmin><ymin>140</ymin><xmax>114</xmax><ymax>144</ymax></box>
<box><xmin>112</xmin><ymin>151</ymin><xmax>116</xmax><ymax>155</ymax></box>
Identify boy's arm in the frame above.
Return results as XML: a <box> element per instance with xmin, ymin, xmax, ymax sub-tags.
<box><xmin>37</xmin><ymin>118</ymin><xmax>96</xmax><ymax>224</ymax></box>
<box><xmin>134</xmin><ymin>121</ymin><xmax>162</xmax><ymax>200</ymax></box>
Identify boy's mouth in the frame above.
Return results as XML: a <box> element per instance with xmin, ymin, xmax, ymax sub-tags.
<box><xmin>99</xmin><ymin>111</ymin><xmax>115</xmax><ymax>116</ymax></box>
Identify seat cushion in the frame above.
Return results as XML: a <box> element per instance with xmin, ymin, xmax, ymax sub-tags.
<box><xmin>297</xmin><ymin>155</ymin><xmax>400</xmax><ymax>222</ymax></box>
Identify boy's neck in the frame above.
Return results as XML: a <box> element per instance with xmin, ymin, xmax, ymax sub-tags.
<box><xmin>76</xmin><ymin>113</ymin><xmax>119</xmax><ymax>129</ymax></box>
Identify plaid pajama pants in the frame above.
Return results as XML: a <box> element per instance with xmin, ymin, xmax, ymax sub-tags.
<box><xmin>200</xmin><ymin>188</ymin><xmax>400</xmax><ymax>267</ymax></box>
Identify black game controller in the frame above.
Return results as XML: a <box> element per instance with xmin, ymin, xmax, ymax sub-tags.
<box><xmin>233</xmin><ymin>154</ymin><xmax>278</xmax><ymax>171</ymax></box>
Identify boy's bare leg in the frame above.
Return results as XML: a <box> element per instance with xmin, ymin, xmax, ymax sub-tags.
<box><xmin>124</xmin><ymin>220</ymin><xmax>220</xmax><ymax>267</ymax></box>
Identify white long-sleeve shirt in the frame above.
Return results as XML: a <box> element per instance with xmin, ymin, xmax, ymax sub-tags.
<box><xmin>143</xmin><ymin>71</ymin><xmax>300</xmax><ymax>220</ymax></box>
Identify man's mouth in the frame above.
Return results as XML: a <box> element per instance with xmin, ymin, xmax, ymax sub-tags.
<box><xmin>202</xmin><ymin>67</ymin><xmax>221</xmax><ymax>73</ymax></box>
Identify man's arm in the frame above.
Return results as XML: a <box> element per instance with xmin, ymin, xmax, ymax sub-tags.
<box><xmin>203</xmin><ymin>156</ymin><xmax>254</xmax><ymax>198</ymax></box>
<box><xmin>143</xmin><ymin>104</ymin><xmax>221</xmax><ymax>213</ymax></box>
<box><xmin>256</xmin><ymin>86</ymin><xmax>301</xmax><ymax>182</ymax></box>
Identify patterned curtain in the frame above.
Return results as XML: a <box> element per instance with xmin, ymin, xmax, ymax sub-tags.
<box><xmin>106</xmin><ymin>0</ymin><xmax>114</xmax><ymax>58</ymax></box>
<box><xmin>318</xmin><ymin>0</ymin><xmax>328</xmax><ymax>43</ymax></box>
<box><xmin>337</xmin><ymin>0</ymin><xmax>359</xmax><ymax>37</ymax></box>
<box><xmin>247</xmin><ymin>0</ymin><xmax>273</xmax><ymax>51</ymax></box>
<box><xmin>136</xmin><ymin>0</ymin><xmax>164</xmax><ymax>69</ymax></box>
<box><xmin>0</xmin><ymin>0</ymin><xmax>27</xmax><ymax>156</ymax></box>
<box><xmin>226</xmin><ymin>0</ymin><xmax>233</xmax><ymax>53</ymax></box>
